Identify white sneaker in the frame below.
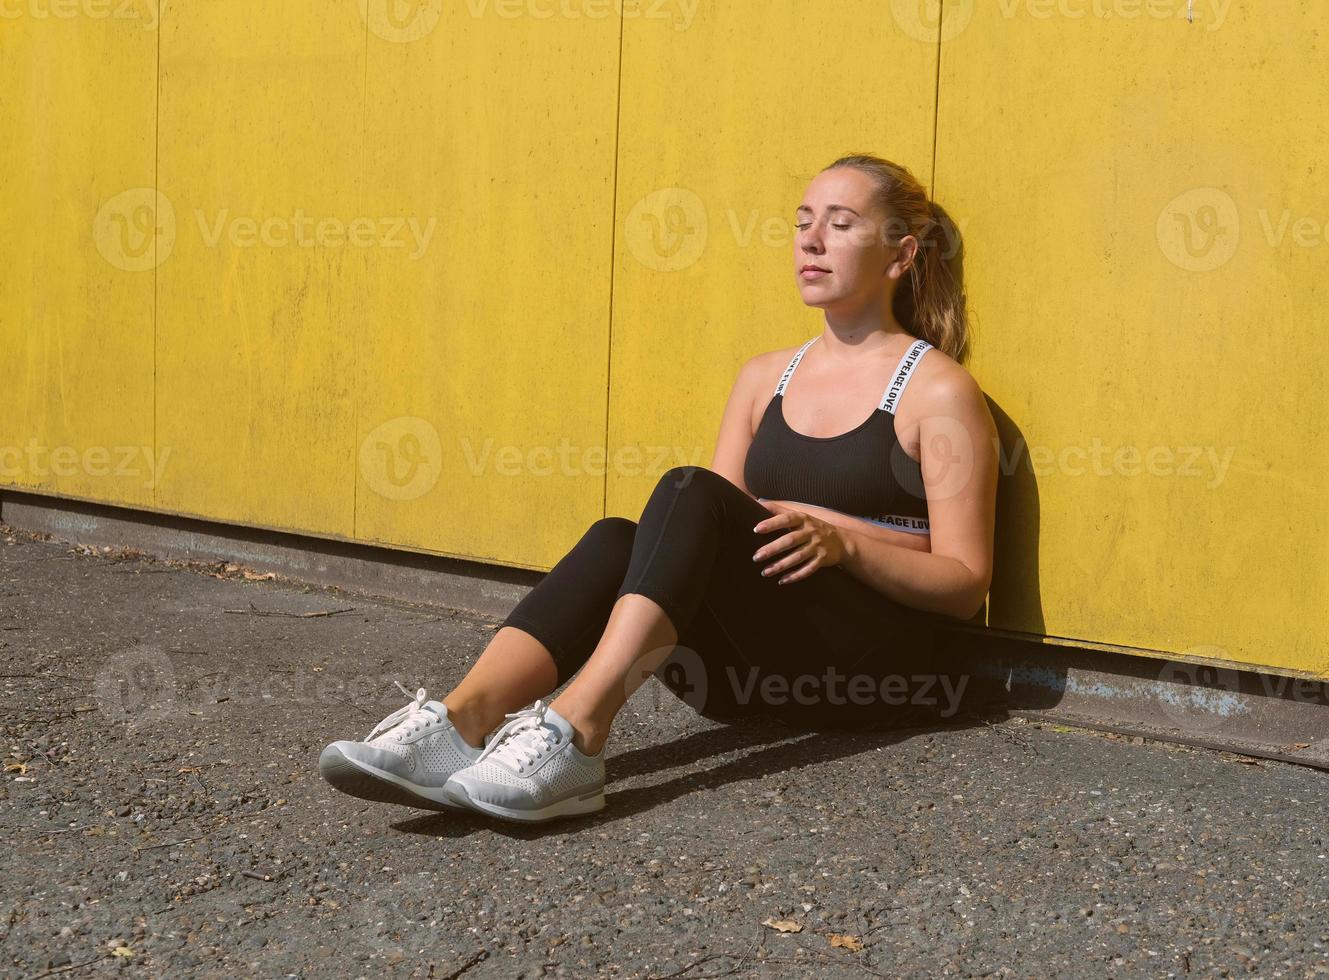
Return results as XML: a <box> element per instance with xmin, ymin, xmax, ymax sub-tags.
<box><xmin>443</xmin><ymin>699</ymin><xmax>605</xmax><ymax>823</ymax></box>
<box><xmin>319</xmin><ymin>681</ymin><xmax>486</xmax><ymax>811</ymax></box>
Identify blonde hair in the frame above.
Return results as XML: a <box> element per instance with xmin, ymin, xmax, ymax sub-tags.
<box><xmin>822</xmin><ymin>153</ymin><xmax>970</xmax><ymax>363</ymax></box>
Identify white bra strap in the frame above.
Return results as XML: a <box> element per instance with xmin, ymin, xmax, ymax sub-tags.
<box><xmin>773</xmin><ymin>338</ymin><xmax>818</xmax><ymax>396</ymax></box>
<box><xmin>878</xmin><ymin>339</ymin><xmax>932</xmax><ymax>415</ymax></box>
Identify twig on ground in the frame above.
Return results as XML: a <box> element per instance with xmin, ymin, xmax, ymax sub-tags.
<box><xmin>24</xmin><ymin>953</ymin><xmax>106</xmax><ymax>978</ymax></box>
<box><xmin>223</xmin><ymin>601</ymin><xmax>355</xmax><ymax>619</ymax></box>
<box><xmin>647</xmin><ymin>952</ymin><xmax>744</xmax><ymax>979</ymax></box>
<box><xmin>981</xmin><ymin>717</ymin><xmax>1040</xmax><ymax>754</ymax></box>
<box><xmin>134</xmin><ymin>834</ymin><xmax>204</xmax><ymax>855</ymax></box>
<box><xmin>730</xmin><ymin>924</ymin><xmax>767</xmax><ymax>979</ymax></box>
<box><xmin>236</xmin><ymin>909</ymin><xmax>288</xmax><ymax>927</ymax></box>
<box><xmin>438</xmin><ymin>950</ymin><xmax>488</xmax><ymax>980</ymax></box>
<box><xmin>238</xmin><ymin>869</ymin><xmax>279</xmax><ymax>882</ymax></box>
<box><xmin>329</xmin><ymin>694</ymin><xmax>376</xmax><ymax>718</ymax></box>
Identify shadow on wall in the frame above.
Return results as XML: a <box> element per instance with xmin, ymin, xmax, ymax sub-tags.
<box><xmin>934</xmin><ymin>398</ymin><xmax>1062</xmax><ymax>719</ymax></box>
<box><xmin>988</xmin><ymin>398</ymin><xmax>1045</xmax><ymax>638</ymax></box>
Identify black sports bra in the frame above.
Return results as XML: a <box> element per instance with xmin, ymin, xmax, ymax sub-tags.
<box><xmin>742</xmin><ymin>335</ymin><xmax>932</xmax><ymax>536</ymax></box>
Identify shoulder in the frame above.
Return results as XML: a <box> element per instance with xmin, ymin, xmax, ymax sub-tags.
<box><xmin>915</xmin><ymin>345</ymin><xmax>995</xmax><ymax>430</ymax></box>
<box><xmin>737</xmin><ymin>343</ymin><xmax>805</xmax><ymax>391</ymax></box>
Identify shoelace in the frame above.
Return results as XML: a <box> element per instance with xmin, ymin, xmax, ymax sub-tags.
<box><xmin>481</xmin><ymin>700</ymin><xmax>562</xmax><ymax>772</ymax></box>
<box><xmin>363</xmin><ymin>680</ymin><xmax>443</xmax><ymax>743</ymax></box>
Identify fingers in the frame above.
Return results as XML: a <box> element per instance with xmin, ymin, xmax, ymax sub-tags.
<box><xmin>774</xmin><ymin>555</ymin><xmax>821</xmax><ymax>585</ymax></box>
<box><xmin>752</xmin><ymin>527</ymin><xmax>809</xmax><ymax>565</ymax></box>
<box><xmin>759</xmin><ymin>542</ymin><xmax>820</xmax><ymax>581</ymax></box>
<box><xmin>770</xmin><ymin>550</ymin><xmax>818</xmax><ymax>579</ymax></box>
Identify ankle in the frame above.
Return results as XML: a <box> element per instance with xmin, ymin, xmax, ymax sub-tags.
<box><xmin>442</xmin><ymin>696</ymin><xmax>494</xmax><ymax>750</ymax></box>
<box><xmin>550</xmin><ymin>701</ymin><xmax>610</xmax><ymax>757</ymax></box>
<box><xmin>572</xmin><ymin>726</ymin><xmax>608</xmax><ymax>758</ymax></box>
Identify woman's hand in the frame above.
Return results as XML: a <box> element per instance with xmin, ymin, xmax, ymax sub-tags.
<box><xmin>752</xmin><ymin>500</ymin><xmax>849</xmax><ymax>585</ymax></box>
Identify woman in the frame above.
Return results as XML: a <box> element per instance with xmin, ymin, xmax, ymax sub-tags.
<box><xmin>319</xmin><ymin>153</ymin><xmax>999</xmax><ymax>824</ymax></box>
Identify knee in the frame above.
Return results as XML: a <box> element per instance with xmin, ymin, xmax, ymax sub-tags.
<box><xmin>584</xmin><ymin>516</ymin><xmax>637</xmax><ymax>549</ymax></box>
<box><xmin>576</xmin><ymin>516</ymin><xmax>637</xmax><ymax>571</ymax></box>
<box><xmin>656</xmin><ymin>464</ymin><xmax>723</xmax><ymax>495</ymax></box>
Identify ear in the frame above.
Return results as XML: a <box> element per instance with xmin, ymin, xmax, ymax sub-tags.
<box><xmin>886</xmin><ymin>235</ymin><xmax>920</xmax><ymax>280</ymax></box>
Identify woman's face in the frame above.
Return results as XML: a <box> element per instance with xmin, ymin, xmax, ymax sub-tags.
<box><xmin>793</xmin><ymin>166</ymin><xmax>915</xmax><ymax>312</ymax></box>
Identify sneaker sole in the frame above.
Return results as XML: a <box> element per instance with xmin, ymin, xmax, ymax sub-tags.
<box><xmin>444</xmin><ymin>781</ymin><xmax>605</xmax><ymax>823</ymax></box>
<box><xmin>318</xmin><ymin>744</ymin><xmax>463</xmax><ymax>811</ymax></box>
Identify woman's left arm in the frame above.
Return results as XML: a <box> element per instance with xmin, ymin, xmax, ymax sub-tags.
<box><xmin>838</xmin><ymin>370</ymin><xmax>999</xmax><ymax>620</ymax></box>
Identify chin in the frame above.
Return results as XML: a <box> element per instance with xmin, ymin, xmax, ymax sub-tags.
<box><xmin>796</xmin><ymin>287</ymin><xmax>835</xmax><ymax>309</ymax></box>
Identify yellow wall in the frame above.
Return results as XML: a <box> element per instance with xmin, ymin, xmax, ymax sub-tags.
<box><xmin>0</xmin><ymin>7</ymin><xmax>157</xmax><ymax>510</ymax></box>
<box><xmin>2</xmin><ymin>1</ymin><xmax>1324</xmax><ymax>678</ymax></box>
<box><xmin>934</xmin><ymin>0</ymin><xmax>1329</xmax><ymax>677</ymax></box>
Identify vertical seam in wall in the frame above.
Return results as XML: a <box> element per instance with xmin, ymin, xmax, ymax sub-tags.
<box><xmin>602</xmin><ymin>11</ymin><xmax>626</xmax><ymax>520</ymax></box>
<box><xmin>354</xmin><ymin>12</ymin><xmax>370</xmax><ymax>540</ymax></box>
<box><xmin>152</xmin><ymin>10</ymin><xmax>161</xmax><ymax>509</ymax></box>
<box><xmin>929</xmin><ymin>0</ymin><xmax>943</xmax><ymax>192</ymax></box>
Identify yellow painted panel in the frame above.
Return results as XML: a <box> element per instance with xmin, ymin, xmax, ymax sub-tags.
<box><xmin>0</xmin><ymin>9</ymin><xmax>158</xmax><ymax>504</ymax></box>
<box><xmin>153</xmin><ymin>0</ymin><xmax>363</xmax><ymax>536</ymax></box>
<box><xmin>936</xmin><ymin>1</ymin><xmax>1329</xmax><ymax>675</ymax></box>
<box><xmin>356</xmin><ymin>4</ymin><xmax>620</xmax><ymax>569</ymax></box>
<box><xmin>608</xmin><ymin>1</ymin><xmax>941</xmax><ymax>520</ymax></box>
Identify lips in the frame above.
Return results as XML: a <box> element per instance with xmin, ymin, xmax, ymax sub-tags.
<box><xmin>800</xmin><ymin>265</ymin><xmax>830</xmax><ymax>273</ymax></box>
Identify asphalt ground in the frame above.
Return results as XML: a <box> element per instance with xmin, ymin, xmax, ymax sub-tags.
<box><xmin>1</xmin><ymin>521</ymin><xmax>1327</xmax><ymax>979</ymax></box>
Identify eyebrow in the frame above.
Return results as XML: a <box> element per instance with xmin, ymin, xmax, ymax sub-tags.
<box><xmin>795</xmin><ymin>204</ymin><xmax>862</xmax><ymax>216</ymax></box>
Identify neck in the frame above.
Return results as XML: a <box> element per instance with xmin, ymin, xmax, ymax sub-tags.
<box><xmin>817</xmin><ymin>294</ymin><xmax>912</xmax><ymax>359</ymax></box>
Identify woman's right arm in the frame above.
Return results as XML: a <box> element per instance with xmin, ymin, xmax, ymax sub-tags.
<box><xmin>707</xmin><ymin>353</ymin><xmax>768</xmax><ymax>497</ymax></box>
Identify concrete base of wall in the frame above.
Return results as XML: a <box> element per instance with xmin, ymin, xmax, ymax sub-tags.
<box><xmin>4</xmin><ymin>487</ymin><xmax>1326</xmax><ymax>770</ymax></box>
<box><xmin>0</xmin><ymin>488</ymin><xmax>538</xmax><ymax>621</ymax></box>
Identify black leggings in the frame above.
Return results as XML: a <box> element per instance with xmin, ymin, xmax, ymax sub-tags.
<box><xmin>499</xmin><ymin>465</ymin><xmax>947</xmax><ymax>730</ymax></box>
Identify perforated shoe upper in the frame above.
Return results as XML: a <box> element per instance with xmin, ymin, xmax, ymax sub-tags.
<box><xmin>446</xmin><ymin>700</ymin><xmax>605</xmax><ymax>809</ymax></box>
<box><xmin>331</xmin><ymin>681</ymin><xmax>484</xmax><ymax>788</ymax></box>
